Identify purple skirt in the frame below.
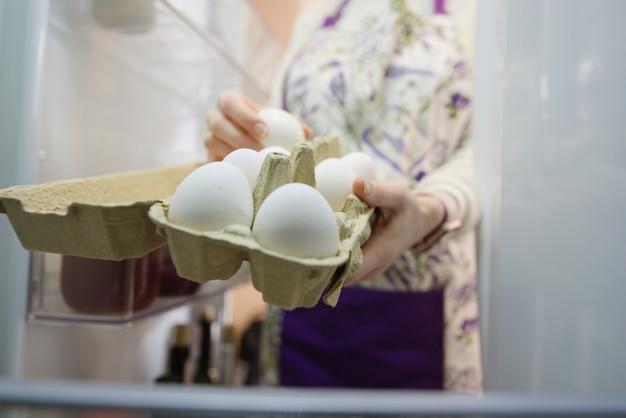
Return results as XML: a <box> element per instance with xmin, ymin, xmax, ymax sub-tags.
<box><xmin>279</xmin><ymin>285</ymin><xmax>444</xmax><ymax>389</ymax></box>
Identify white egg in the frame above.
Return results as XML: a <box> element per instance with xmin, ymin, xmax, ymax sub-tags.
<box><xmin>168</xmin><ymin>162</ymin><xmax>253</xmax><ymax>231</ymax></box>
<box><xmin>223</xmin><ymin>148</ymin><xmax>263</xmax><ymax>190</ymax></box>
<box><xmin>258</xmin><ymin>108</ymin><xmax>305</xmax><ymax>151</ymax></box>
<box><xmin>314</xmin><ymin>158</ymin><xmax>357</xmax><ymax>212</ymax></box>
<box><xmin>259</xmin><ymin>146</ymin><xmax>291</xmax><ymax>158</ymax></box>
<box><xmin>341</xmin><ymin>151</ymin><xmax>377</xmax><ymax>180</ymax></box>
<box><xmin>252</xmin><ymin>183</ymin><xmax>340</xmax><ymax>258</ymax></box>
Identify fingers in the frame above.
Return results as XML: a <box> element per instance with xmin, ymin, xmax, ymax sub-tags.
<box><xmin>293</xmin><ymin>115</ymin><xmax>314</xmax><ymax>139</ymax></box>
<box><xmin>302</xmin><ymin>123</ymin><xmax>313</xmax><ymax>139</ymax></box>
<box><xmin>204</xmin><ymin>135</ymin><xmax>232</xmax><ymax>162</ymax></box>
<box><xmin>352</xmin><ymin>177</ymin><xmax>370</xmax><ymax>200</ymax></box>
<box><xmin>344</xmin><ymin>179</ymin><xmax>399</xmax><ymax>287</ymax></box>
<box><xmin>217</xmin><ymin>91</ymin><xmax>267</xmax><ymax>140</ymax></box>
<box><xmin>352</xmin><ymin>177</ymin><xmax>407</xmax><ymax>210</ymax></box>
<box><xmin>344</xmin><ymin>233</ymin><xmax>397</xmax><ymax>286</ymax></box>
<box><xmin>205</xmin><ymin>91</ymin><xmax>266</xmax><ymax>161</ymax></box>
<box><xmin>345</xmin><ymin>178</ymin><xmax>419</xmax><ymax>287</ymax></box>
<box><xmin>207</xmin><ymin>109</ymin><xmax>263</xmax><ymax>147</ymax></box>
<box><xmin>204</xmin><ymin>90</ymin><xmax>312</xmax><ymax>160</ymax></box>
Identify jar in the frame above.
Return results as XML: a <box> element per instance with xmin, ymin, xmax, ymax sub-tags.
<box><xmin>60</xmin><ymin>248</ymin><xmax>163</xmax><ymax>315</ymax></box>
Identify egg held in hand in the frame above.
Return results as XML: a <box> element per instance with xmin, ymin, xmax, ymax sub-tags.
<box><xmin>258</xmin><ymin>108</ymin><xmax>305</xmax><ymax>151</ymax></box>
<box><xmin>168</xmin><ymin>162</ymin><xmax>254</xmax><ymax>231</ymax></box>
<box><xmin>314</xmin><ymin>157</ymin><xmax>357</xmax><ymax>212</ymax></box>
<box><xmin>252</xmin><ymin>183</ymin><xmax>340</xmax><ymax>259</ymax></box>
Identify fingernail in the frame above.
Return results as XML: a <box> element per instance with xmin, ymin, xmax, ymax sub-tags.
<box><xmin>363</xmin><ymin>179</ymin><xmax>371</xmax><ymax>196</ymax></box>
<box><xmin>253</xmin><ymin>122</ymin><xmax>268</xmax><ymax>139</ymax></box>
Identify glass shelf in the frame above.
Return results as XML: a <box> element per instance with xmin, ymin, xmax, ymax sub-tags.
<box><xmin>2</xmin><ymin>378</ymin><xmax>626</xmax><ymax>417</ymax></box>
<box><xmin>27</xmin><ymin>250</ymin><xmax>250</xmax><ymax>326</ymax></box>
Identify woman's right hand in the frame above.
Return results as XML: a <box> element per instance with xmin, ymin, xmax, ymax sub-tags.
<box><xmin>205</xmin><ymin>91</ymin><xmax>313</xmax><ymax>161</ymax></box>
<box><xmin>204</xmin><ymin>91</ymin><xmax>268</xmax><ymax>162</ymax></box>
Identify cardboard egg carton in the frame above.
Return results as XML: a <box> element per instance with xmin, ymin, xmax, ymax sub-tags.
<box><xmin>149</xmin><ymin>136</ymin><xmax>375</xmax><ymax>310</ymax></box>
<box><xmin>0</xmin><ymin>163</ymin><xmax>200</xmax><ymax>260</ymax></box>
<box><xmin>0</xmin><ymin>136</ymin><xmax>375</xmax><ymax>310</ymax></box>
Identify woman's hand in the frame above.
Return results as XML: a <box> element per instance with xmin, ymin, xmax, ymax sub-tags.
<box><xmin>344</xmin><ymin>177</ymin><xmax>446</xmax><ymax>286</ymax></box>
<box><xmin>204</xmin><ymin>91</ymin><xmax>312</xmax><ymax>161</ymax></box>
<box><xmin>204</xmin><ymin>91</ymin><xmax>267</xmax><ymax>161</ymax></box>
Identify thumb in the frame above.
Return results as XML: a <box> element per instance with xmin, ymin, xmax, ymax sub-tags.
<box><xmin>352</xmin><ymin>177</ymin><xmax>403</xmax><ymax>209</ymax></box>
<box><xmin>352</xmin><ymin>176</ymin><xmax>375</xmax><ymax>205</ymax></box>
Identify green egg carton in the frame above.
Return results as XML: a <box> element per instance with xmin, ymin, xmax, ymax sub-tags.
<box><xmin>148</xmin><ymin>137</ymin><xmax>375</xmax><ymax>310</ymax></box>
<box><xmin>0</xmin><ymin>163</ymin><xmax>200</xmax><ymax>260</ymax></box>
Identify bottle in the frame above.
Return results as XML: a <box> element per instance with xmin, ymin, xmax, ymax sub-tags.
<box><xmin>219</xmin><ymin>324</ymin><xmax>236</xmax><ymax>386</ymax></box>
<box><xmin>155</xmin><ymin>324</ymin><xmax>190</xmax><ymax>384</ymax></box>
<box><xmin>193</xmin><ymin>306</ymin><xmax>219</xmax><ymax>384</ymax></box>
<box><xmin>238</xmin><ymin>318</ymin><xmax>263</xmax><ymax>386</ymax></box>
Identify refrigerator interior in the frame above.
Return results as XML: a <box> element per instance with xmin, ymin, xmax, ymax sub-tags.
<box><xmin>1</xmin><ymin>0</ymin><xmax>280</xmax><ymax>384</ymax></box>
<box><xmin>1</xmin><ymin>0</ymin><xmax>626</xmax><ymax>414</ymax></box>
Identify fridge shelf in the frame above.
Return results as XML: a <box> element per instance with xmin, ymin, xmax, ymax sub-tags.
<box><xmin>4</xmin><ymin>0</ymin><xmax>277</xmax><ymax>327</ymax></box>
<box><xmin>47</xmin><ymin>0</ymin><xmax>270</xmax><ymax>105</ymax></box>
<box><xmin>27</xmin><ymin>250</ymin><xmax>250</xmax><ymax>326</ymax></box>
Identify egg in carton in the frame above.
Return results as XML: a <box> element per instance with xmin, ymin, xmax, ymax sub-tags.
<box><xmin>148</xmin><ymin>136</ymin><xmax>376</xmax><ymax>310</ymax></box>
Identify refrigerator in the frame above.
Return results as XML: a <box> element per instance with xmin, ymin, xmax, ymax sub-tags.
<box><xmin>1</xmin><ymin>0</ymin><xmax>626</xmax><ymax>416</ymax></box>
<box><xmin>0</xmin><ymin>0</ymin><xmax>275</xmax><ymax>384</ymax></box>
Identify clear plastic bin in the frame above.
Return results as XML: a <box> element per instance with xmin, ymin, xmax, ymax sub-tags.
<box><xmin>28</xmin><ymin>247</ymin><xmax>245</xmax><ymax>325</ymax></box>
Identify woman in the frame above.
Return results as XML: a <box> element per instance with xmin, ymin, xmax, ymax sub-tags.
<box><xmin>205</xmin><ymin>0</ymin><xmax>482</xmax><ymax>393</ymax></box>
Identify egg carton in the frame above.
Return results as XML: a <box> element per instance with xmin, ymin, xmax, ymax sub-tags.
<box><xmin>0</xmin><ymin>163</ymin><xmax>200</xmax><ymax>260</ymax></box>
<box><xmin>148</xmin><ymin>136</ymin><xmax>376</xmax><ymax>310</ymax></box>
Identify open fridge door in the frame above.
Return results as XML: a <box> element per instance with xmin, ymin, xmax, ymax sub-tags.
<box><xmin>0</xmin><ymin>0</ymin><xmax>282</xmax><ymax>383</ymax></box>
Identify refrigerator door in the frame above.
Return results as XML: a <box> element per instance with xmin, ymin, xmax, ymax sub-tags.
<box><xmin>0</xmin><ymin>0</ymin><xmax>48</xmax><ymax>378</ymax></box>
<box><xmin>0</xmin><ymin>0</ymin><xmax>278</xmax><ymax>382</ymax></box>
<box><xmin>474</xmin><ymin>0</ymin><xmax>626</xmax><ymax>394</ymax></box>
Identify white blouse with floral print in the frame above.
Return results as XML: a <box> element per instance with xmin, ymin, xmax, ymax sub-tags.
<box><xmin>263</xmin><ymin>0</ymin><xmax>483</xmax><ymax>394</ymax></box>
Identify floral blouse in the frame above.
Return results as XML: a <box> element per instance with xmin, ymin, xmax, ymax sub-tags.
<box><xmin>263</xmin><ymin>0</ymin><xmax>482</xmax><ymax>394</ymax></box>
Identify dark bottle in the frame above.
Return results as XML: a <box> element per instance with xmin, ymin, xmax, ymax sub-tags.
<box><xmin>155</xmin><ymin>324</ymin><xmax>190</xmax><ymax>384</ymax></box>
<box><xmin>193</xmin><ymin>307</ymin><xmax>220</xmax><ymax>384</ymax></box>
<box><xmin>239</xmin><ymin>318</ymin><xmax>263</xmax><ymax>386</ymax></box>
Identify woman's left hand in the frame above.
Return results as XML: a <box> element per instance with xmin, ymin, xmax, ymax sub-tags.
<box><xmin>344</xmin><ymin>177</ymin><xmax>446</xmax><ymax>286</ymax></box>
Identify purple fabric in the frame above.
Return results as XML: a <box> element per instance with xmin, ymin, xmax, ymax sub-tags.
<box><xmin>283</xmin><ymin>0</ymin><xmax>351</xmax><ymax>110</ymax></box>
<box><xmin>279</xmin><ymin>286</ymin><xmax>444</xmax><ymax>389</ymax></box>
<box><xmin>322</xmin><ymin>0</ymin><xmax>351</xmax><ymax>28</ymax></box>
<box><xmin>434</xmin><ymin>0</ymin><xmax>447</xmax><ymax>15</ymax></box>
